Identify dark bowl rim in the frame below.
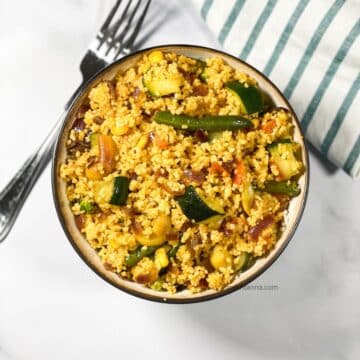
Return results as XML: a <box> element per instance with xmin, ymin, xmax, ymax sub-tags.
<box><xmin>52</xmin><ymin>44</ymin><xmax>310</xmax><ymax>304</ymax></box>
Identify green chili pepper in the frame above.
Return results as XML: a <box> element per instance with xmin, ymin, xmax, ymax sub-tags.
<box><xmin>266</xmin><ymin>138</ymin><xmax>291</xmax><ymax>150</ymax></box>
<box><xmin>153</xmin><ymin>111</ymin><xmax>254</xmax><ymax>132</ymax></box>
<box><xmin>168</xmin><ymin>244</ymin><xmax>181</xmax><ymax>258</ymax></box>
<box><xmin>262</xmin><ymin>180</ymin><xmax>300</xmax><ymax>197</ymax></box>
<box><xmin>79</xmin><ymin>200</ymin><xmax>96</xmax><ymax>214</ymax></box>
<box><xmin>125</xmin><ymin>246</ymin><xmax>158</xmax><ymax>267</ymax></box>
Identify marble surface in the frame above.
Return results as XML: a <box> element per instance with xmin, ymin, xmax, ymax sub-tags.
<box><xmin>0</xmin><ymin>1</ymin><xmax>359</xmax><ymax>359</ymax></box>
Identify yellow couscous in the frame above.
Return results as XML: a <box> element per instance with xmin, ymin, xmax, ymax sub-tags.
<box><xmin>60</xmin><ymin>51</ymin><xmax>304</xmax><ymax>293</ymax></box>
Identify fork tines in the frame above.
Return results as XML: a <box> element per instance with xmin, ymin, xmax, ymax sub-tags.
<box><xmin>97</xmin><ymin>0</ymin><xmax>152</xmax><ymax>59</ymax></box>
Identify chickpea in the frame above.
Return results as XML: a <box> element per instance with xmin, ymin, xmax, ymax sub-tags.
<box><xmin>148</xmin><ymin>50</ymin><xmax>164</xmax><ymax>64</ymax></box>
<box><xmin>210</xmin><ymin>245</ymin><xmax>233</xmax><ymax>270</ymax></box>
<box><xmin>136</xmin><ymin>214</ymin><xmax>171</xmax><ymax>246</ymax></box>
<box><xmin>153</xmin><ymin>214</ymin><xmax>171</xmax><ymax>236</ymax></box>
<box><xmin>155</xmin><ymin>247</ymin><xmax>169</xmax><ymax>269</ymax></box>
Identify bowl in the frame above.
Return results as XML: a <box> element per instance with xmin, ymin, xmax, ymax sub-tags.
<box><xmin>52</xmin><ymin>45</ymin><xmax>309</xmax><ymax>303</ymax></box>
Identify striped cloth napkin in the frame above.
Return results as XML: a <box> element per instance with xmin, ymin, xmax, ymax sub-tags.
<box><xmin>191</xmin><ymin>0</ymin><xmax>360</xmax><ymax>178</ymax></box>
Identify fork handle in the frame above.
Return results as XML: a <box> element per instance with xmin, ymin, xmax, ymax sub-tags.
<box><xmin>0</xmin><ymin>110</ymin><xmax>66</xmax><ymax>243</ymax></box>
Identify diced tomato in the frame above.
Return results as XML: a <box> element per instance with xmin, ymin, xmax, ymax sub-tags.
<box><xmin>150</xmin><ymin>134</ymin><xmax>169</xmax><ymax>150</ymax></box>
<box><xmin>233</xmin><ymin>160</ymin><xmax>245</xmax><ymax>185</ymax></box>
<box><xmin>261</xmin><ymin>119</ymin><xmax>276</xmax><ymax>133</ymax></box>
<box><xmin>85</xmin><ymin>164</ymin><xmax>102</xmax><ymax>180</ymax></box>
<box><xmin>156</xmin><ymin>139</ymin><xmax>169</xmax><ymax>149</ymax></box>
<box><xmin>210</xmin><ymin>162</ymin><xmax>229</xmax><ymax>176</ymax></box>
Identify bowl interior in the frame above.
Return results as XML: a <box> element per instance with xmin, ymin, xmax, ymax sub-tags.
<box><xmin>53</xmin><ymin>45</ymin><xmax>309</xmax><ymax>303</ymax></box>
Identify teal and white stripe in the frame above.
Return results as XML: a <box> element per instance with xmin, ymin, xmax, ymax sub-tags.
<box><xmin>283</xmin><ymin>0</ymin><xmax>345</xmax><ymax>99</ymax></box>
<box><xmin>191</xmin><ymin>0</ymin><xmax>360</xmax><ymax>178</ymax></box>
<box><xmin>301</xmin><ymin>19</ymin><xmax>360</xmax><ymax>133</ymax></box>
<box><xmin>239</xmin><ymin>0</ymin><xmax>277</xmax><ymax>60</ymax></box>
<box><xmin>321</xmin><ymin>74</ymin><xmax>360</xmax><ymax>156</ymax></box>
<box><xmin>200</xmin><ymin>0</ymin><xmax>213</xmax><ymax>20</ymax></box>
<box><xmin>344</xmin><ymin>136</ymin><xmax>360</xmax><ymax>175</ymax></box>
<box><xmin>263</xmin><ymin>0</ymin><xmax>310</xmax><ymax>76</ymax></box>
<box><xmin>218</xmin><ymin>0</ymin><xmax>246</xmax><ymax>45</ymax></box>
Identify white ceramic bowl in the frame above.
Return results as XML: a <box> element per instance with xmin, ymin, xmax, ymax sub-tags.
<box><xmin>52</xmin><ymin>45</ymin><xmax>309</xmax><ymax>303</ymax></box>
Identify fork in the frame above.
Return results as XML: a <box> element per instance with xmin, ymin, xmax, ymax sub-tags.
<box><xmin>0</xmin><ymin>0</ymin><xmax>151</xmax><ymax>243</ymax></box>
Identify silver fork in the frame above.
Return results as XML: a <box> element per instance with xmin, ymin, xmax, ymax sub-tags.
<box><xmin>0</xmin><ymin>0</ymin><xmax>151</xmax><ymax>243</ymax></box>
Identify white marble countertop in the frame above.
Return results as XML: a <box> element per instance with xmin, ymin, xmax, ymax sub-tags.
<box><xmin>0</xmin><ymin>1</ymin><xmax>359</xmax><ymax>359</ymax></box>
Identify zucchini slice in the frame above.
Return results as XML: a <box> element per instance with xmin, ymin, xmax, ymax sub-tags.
<box><xmin>175</xmin><ymin>185</ymin><xmax>224</xmax><ymax>222</ymax></box>
<box><xmin>234</xmin><ymin>252</ymin><xmax>250</xmax><ymax>272</ymax></box>
<box><xmin>269</xmin><ymin>142</ymin><xmax>302</xmax><ymax>180</ymax></box>
<box><xmin>94</xmin><ymin>176</ymin><xmax>130</xmax><ymax>206</ymax></box>
<box><xmin>226</xmin><ymin>81</ymin><xmax>263</xmax><ymax>114</ymax></box>
<box><xmin>109</xmin><ymin>176</ymin><xmax>130</xmax><ymax>205</ymax></box>
<box><xmin>142</xmin><ymin>66</ymin><xmax>183</xmax><ymax>97</ymax></box>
